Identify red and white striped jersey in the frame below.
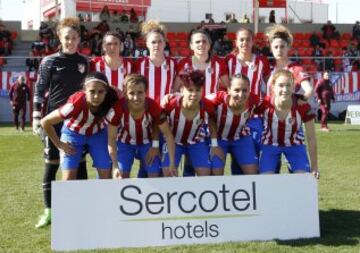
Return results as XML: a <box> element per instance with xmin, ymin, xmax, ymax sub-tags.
<box><xmin>59</xmin><ymin>91</ymin><xmax>105</xmax><ymax>135</ymax></box>
<box><xmin>225</xmin><ymin>53</ymin><xmax>270</xmax><ymax>97</ymax></box>
<box><xmin>206</xmin><ymin>91</ymin><xmax>260</xmax><ymax>140</ymax></box>
<box><xmin>266</xmin><ymin>62</ymin><xmax>311</xmax><ymax>96</ymax></box>
<box><xmin>162</xmin><ymin>95</ymin><xmax>216</xmax><ymax>145</ymax></box>
<box><xmin>106</xmin><ymin>97</ymin><xmax>166</xmax><ymax>145</ymax></box>
<box><xmin>136</xmin><ymin>56</ymin><xmax>177</xmax><ymax>105</ymax></box>
<box><xmin>90</xmin><ymin>56</ymin><xmax>132</xmax><ymax>90</ymax></box>
<box><xmin>177</xmin><ymin>56</ymin><xmax>228</xmax><ymax>96</ymax></box>
<box><xmin>255</xmin><ymin>96</ymin><xmax>315</xmax><ymax>146</ymax></box>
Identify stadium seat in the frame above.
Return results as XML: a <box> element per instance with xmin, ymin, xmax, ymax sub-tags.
<box><xmin>294</xmin><ymin>33</ymin><xmax>305</xmax><ymax>41</ymax></box>
<box><xmin>255</xmin><ymin>32</ymin><xmax>265</xmax><ymax>41</ymax></box>
<box><xmin>340</xmin><ymin>40</ymin><xmax>350</xmax><ymax>49</ymax></box>
<box><xmin>227</xmin><ymin>32</ymin><xmax>236</xmax><ymax>41</ymax></box>
<box><xmin>292</xmin><ymin>40</ymin><xmax>302</xmax><ymax>48</ymax></box>
<box><xmin>303</xmin><ymin>33</ymin><xmax>312</xmax><ymax>40</ymax></box>
<box><xmin>179</xmin><ymin>48</ymin><xmax>191</xmax><ymax>57</ymax></box>
<box><xmin>166</xmin><ymin>32</ymin><xmax>176</xmax><ymax>41</ymax></box>
<box><xmin>178</xmin><ymin>40</ymin><xmax>188</xmax><ymax>48</ymax></box>
<box><xmin>341</xmin><ymin>33</ymin><xmax>352</xmax><ymax>40</ymax></box>
<box><xmin>10</xmin><ymin>31</ymin><xmax>18</xmax><ymax>41</ymax></box>
<box><xmin>168</xmin><ymin>40</ymin><xmax>177</xmax><ymax>48</ymax></box>
<box><xmin>176</xmin><ymin>32</ymin><xmax>188</xmax><ymax>41</ymax></box>
<box><xmin>301</xmin><ymin>40</ymin><xmax>311</xmax><ymax>48</ymax></box>
<box><xmin>302</xmin><ymin>58</ymin><xmax>313</xmax><ymax>65</ymax></box>
<box><xmin>329</xmin><ymin>39</ymin><xmax>339</xmax><ymax>48</ymax></box>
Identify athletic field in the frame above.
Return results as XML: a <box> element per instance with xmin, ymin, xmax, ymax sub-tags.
<box><xmin>0</xmin><ymin>122</ymin><xmax>359</xmax><ymax>253</ymax></box>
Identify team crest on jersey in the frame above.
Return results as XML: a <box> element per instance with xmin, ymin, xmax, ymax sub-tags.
<box><xmin>143</xmin><ymin>118</ymin><xmax>149</xmax><ymax>127</ymax></box>
<box><xmin>163</xmin><ymin>63</ymin><xmax>169</xmax><ymax>71</ymax></box>
<box><xmin>78</xmin><ymin>64</ymin><xmax>86</xmax><ymax>73</ymax></box>
<box><xmin>207</xmin><ymin>67</ymin><xmax>213</xmax><ymax>74</ymax></box>
<box><xmin>120</xmin><ymin>67</ymin><xmax>125</xmax><ymax>74</ymax></box>
<box><xmin>243</xmin><ymin>111</ymin><xmax>249</xmax><ymax>119</ymax></box>
<box><xmin>287</xmin><ymin>117</ymin><xmax>294</xmax><ymax>125</ymax></box>
<box><xmin>249</xmin><ymin>63</ymin><xmax>257</xmax><ymax>71</ymax></box>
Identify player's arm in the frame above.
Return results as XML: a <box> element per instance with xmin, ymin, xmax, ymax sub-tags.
<box><xmin>219</xmin><ymin>74</ymin><xmax>230</xmax><ymax>90</ymax></box>
<box><xmin>300</xmin><ymin>79</ymin><xmax>314</xmax><ymax>100</ymax></box>
<box><xmin>158</xmin><ymin>121</ymin><xmax>177</xmax><ymax>177</ymax></box>
<box><xmin>208</xmin><ymin>117</ymin><xmax>225</xmax><ymax>161</ymax></box>
<box><xmin>40</xmin><ymin>109</ymin><xmax>75</xmax><ymax>155</ymax></box>
<box><xmin>107</xmin><ymin>123</ymin><xmax>121</xmax><ymax>179</ymax></box>
<box><xmin>304</xmin><ymin>119</ymin><xmax>319</xmax><ymax>179</ymax></box>
<box><xmin>33</xmin><ymin>58</ymin><xmax>52</xmax><ymax>134</ymax></box>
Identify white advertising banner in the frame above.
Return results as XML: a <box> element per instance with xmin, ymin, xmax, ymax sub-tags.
<box><xmin>52</xmin><ymin>174</ymin><xmax>320</xmax><ymax>251</ymax></box>
<box><xmin>345</xmin><ymin>105</ymin><xmax>360</xmax><ymax>125</ymax></box>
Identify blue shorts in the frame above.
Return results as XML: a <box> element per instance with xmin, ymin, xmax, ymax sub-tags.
<box><xmin>211</xmin><ymin>136</ymin><xmax>258</xmax><ymax>169</ymax></box>
<box><xmin>60</xmin><ymin>127</ymin><xmax>111</xmax><ymax>170</ymax></box>
<box><xmin>117</xmin><ymin>142</ymin><xmax>161</xmax><ymax>174</ymax></box>
<box><xmin>162</xmin><ymin>142</ymin><xmax>211</xmax><ymax>169</ymax></box>
<box><xmin>247</xmin><ymin>117</ymin><xmax>264</xmax><ymax>153</ymax></box>
<box><xmin>259</xmin><ymin>144</ymin><xmax>311</xmax><ymax>174</ymax></box>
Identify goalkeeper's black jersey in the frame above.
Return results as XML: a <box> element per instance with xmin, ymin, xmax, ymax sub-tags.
<box><xmin>33</xmin><ymin>51</ymin><xmax>88</xmax><ymax>113</ymax></box>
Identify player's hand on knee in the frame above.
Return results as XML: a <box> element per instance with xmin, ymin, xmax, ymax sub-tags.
<box><xmin>145</xmin><ymin>147</ymin><xmax>160</xmax><ymax>166</ymax></box>
<box><xmin>58</xmin><ymin>142</ymin><xmax>76</xmax><ymax>155</ymax></box>
<box><xmin>210</xmin><ymin>146</ymin><xmax>225</xmax><ymax>161</ymax></box>
<box><xmin>112</xmin><ymin>167</ymin><xmax>122</xmax><ymax>179</ymax></box>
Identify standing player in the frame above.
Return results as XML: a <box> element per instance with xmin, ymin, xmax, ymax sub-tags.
<box><xmin>32</xmin><ymin>17</ymin><xmax>88</xmax><ymax>228</ymax></box>
<box><xmin>174</xmin><ymin>29</ymin><xmax>230</xmax><ymax>176</ymax></box>
<box><xmin>107</xmin><ymin>74</ymin><xmax>176</xmax><ymax>178</ymax></box>
<box><xmin>265</xmin><ymin>24</ymin><xmax>313</xmax><ymax>99</ymax></box>
<box><xmin>136</xmin><ymin>20</ymin><xmax>177</xmax><ymax>177</ymax></box>
<box><xmin>256</xmin><ymin>69</ymin><xmax>319</xmax><ymax>178</ymax></box>
<box><xmin>9</xmin><ymin>76</ymin><xmax>30</xmax><ymax>132</ymax></box>
<box><xmin>315</xmin><ymin>71</ymin><xmax>335</xmax><ymax>132</ymax></box>
<box><xmin>137</xmin><ymin>20</ymin><xmax>177</xmax><ymax>105</ymax></box>
<box><xmin>225</xmin><ymin>27</ymin><xmax>270</xmax><ymax>174</ymax></box>
<box><xmin>90</xmin><ymin>31</ymin><xmax>132</xmax><ymax>92</ymax></box>
<box><xmin>174</xmin><ymin>29</ymin><xmax>229</xmax><ymax>94</ymax></box>
<box><xmin>40</xmin><ymin>72</ymin><xmax>117</xmax><ymax>180</ymax></box>
<box><xmin>162</xmin><ymin>70</ymin><xmax>224</xmax><ymax>177</ymax></box>
<box><xmin>207</xmin><ymin>74</ymin><xmax>258</xmax><ymax>175</ymax></box>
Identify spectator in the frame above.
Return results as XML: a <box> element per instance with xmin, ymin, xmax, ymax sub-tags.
<box><xmin>324</xmin><ymin>51</ymin><xmax>335</xmax><ymax>71</ymax></box>
<box><xmin>240</xmin><ymin>14</ymin><xmax>250</xmax><ymax>24</ymax></box>
<box><xmin>352</xmin><ymin>21</ymin><xmax>360</xmax><ymax>41</ymax></box>
<box><xmin>77</xmin><ymin>13</ymin><xmax>84</xmax><ymax>22</ymax></box>
<box><xmin>290</xmin><ymin>48</ymin><xmax>300</xmax><ymax>64</ymax></box>
<box><xmin>9</xmin><ymin>76</ymin><xmax>30</xmax><ymax>132</ymax></box>
<box><xmin>315</xmin><ymin>71</ymin><xmax>335</xmax><ymax>132</ymax></box>
<box><xmin>95</xmin><ymin>20</ymin><xmax>110</xmax><ymax>35</ymax></box>
<box><xmin>269</xmin><ymin>10</ymin><xmax>276</xmax><ymax>23</ymax></box>
<box><xmin>227</xmin><ymin>13</ymin><xmax>238</xmax><ymax>23</ymax></box>
<box><xmin>129</xmin><ymin>8</ymin><xmax>139</xmax><ymax>23</ymax></box>
<box><xmin>120</xmin><ymin>9</ymin><xmax>129</xmax><ymax>23</ymax></box>
<box><xmin>84</xmin><ymin>13</ymin><xmax>91</xmax><ymax>22</ymax></box>
<box><xmin>123</xmin><ymin>33</ymin><xmax>134</xmax><ymax>56</ymax></box>
<box><xmin>342</xmin><ymin>47</ymin><xmax>352</xmax><ymax>72</ymax></box>
<box><xmin>312</xmin><ymin>45</ymin><xmax>324</xmax><ymax>70</ymax></box>
<box><xmin>90</xmin><ymin>33</ymin><xmax>102</xmax><ymax>56</ymax></box>
<box><xmin>213</xmin><ymin>37</ymin><xmax>226</xmax><ymax>56</ymax></box>
<box><xmin>321</xmin><ymin>21</ymin><xmax>336</xmax><ymax>40</ymax></box>
<box><xmin>112</xmin><ymin>10</ymin><xmax>121</xmax><ymax>23</ymax></box>
<box><xmin>25</xmin><ymin>51</ymin><xmax>40</xmax><ymax>71</ymax></box>
<box><xmin>309</xmin><ymin>32</ymin><xmax>321</xmax><ymax>48</ymax></box>
<box><xmin>100</xmin><ymin>5</ymin><xmax>111</xmax><ymax>22</ymax></box>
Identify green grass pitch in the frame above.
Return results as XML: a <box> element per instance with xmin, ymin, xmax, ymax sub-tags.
<box><xmin>0</xmin><ymin>122</ymin><xmax>359</xmax><ymax>253</ymax></box>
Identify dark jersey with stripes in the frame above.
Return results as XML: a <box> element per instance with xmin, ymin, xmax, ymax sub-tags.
<box><xmin>33</xmin><ymin>51</ymin><xmax>88</xmax><ymax>113</ymax></box>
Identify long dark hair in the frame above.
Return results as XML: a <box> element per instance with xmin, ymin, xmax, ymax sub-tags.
<box><xmin>83</xmin><ymin>71</ymin><xmax>119</xmax><ymax>118</ymax></box>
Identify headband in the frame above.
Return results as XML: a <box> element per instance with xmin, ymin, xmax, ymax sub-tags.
<box><xmin>84</xmin><ymin>78</ymin><xmax>108</xmax><ymax>87</ymax></box>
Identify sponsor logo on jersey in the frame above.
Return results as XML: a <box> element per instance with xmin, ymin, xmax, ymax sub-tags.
<box><xmin>78</xmin><ymin>64</ymin><xmax>86</xmax><ymax>74</ymax></box>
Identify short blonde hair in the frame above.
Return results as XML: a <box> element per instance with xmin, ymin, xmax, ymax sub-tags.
<box><xmin>124</xmin><ymin>74</ymin><xmax>148</xmax><ymax>92</ymax></box>
<box><xmin>265</xmin><ymin>24</ymin><xmax>293</xmax><ymax>46</ymax></box>
<box><xmin>141</xmin><ymin>19</ymin><xmax>166</xmax><ymax>41</ymax></box>
<box><xmin>271</xmin><ymin>69</ymin><xmax>295</xmax><ymax>87</ymax></box>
